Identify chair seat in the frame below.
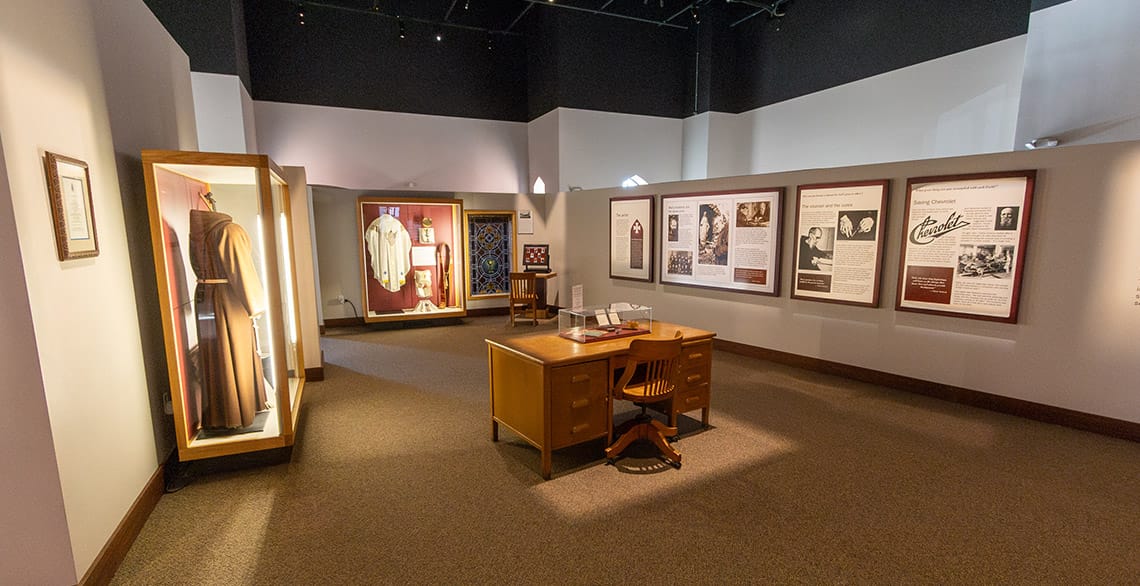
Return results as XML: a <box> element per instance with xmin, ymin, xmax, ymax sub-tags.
<box><xmin>616</xmin><ymin>381</ymin><xmax>675</xmax><ymax>404</ymax></box>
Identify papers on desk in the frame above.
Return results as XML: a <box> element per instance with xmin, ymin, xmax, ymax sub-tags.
<box><xmin>594</xmin><ymin>309</ymin><xmax>622</xmax><ymax>327</ymax></box>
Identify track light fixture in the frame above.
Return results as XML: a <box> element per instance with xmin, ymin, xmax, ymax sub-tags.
<box><xmin>297</xmin><ymin>2</ymin><xmax>305</xmax><ymax>25</ymax></box>
<box><xmin>398</xmin><ymin>17</ymin><xmax>406</xmax><ymax>39</ymax></box>
<box><xmin>486</xmin><ymin>31</ymin><xmax>494</xmax><ymax>50</ymax></box>
<box><xmin>1025</xmin><ymin>137</ymin><xmax>1060</xmax><ymax>149</ymax></box>
<box><xmin>434</xmin><ymin>28</ymin><xmax>444</xmax><ymax>42</ymax></box>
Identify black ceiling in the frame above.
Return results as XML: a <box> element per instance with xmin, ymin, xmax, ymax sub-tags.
<box><xmin>147</xmin><ymin>0</ymin><xmax>1034</xmax><ymax>122</ymax></box>
<box><xmin>293</xmin><ymin>0</ymin><xmax>787</xmax><ymax>34</ymax></box>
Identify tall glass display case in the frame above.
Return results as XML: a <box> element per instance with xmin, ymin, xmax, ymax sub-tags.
<box><xmin>142</xmin><ymin>150</ymin><xmax>305</xmax><ymax>461</ymax></box>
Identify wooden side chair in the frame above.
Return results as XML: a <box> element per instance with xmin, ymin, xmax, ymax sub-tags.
<box><xmin>605</xmin><ymin>330</ymin><xmax>684</xmax><ymax>468</ymax></box>
<box><xmin>508</xmin><ymin>271</ymin><xmax>538</xmax><ymax>326</ymax></box>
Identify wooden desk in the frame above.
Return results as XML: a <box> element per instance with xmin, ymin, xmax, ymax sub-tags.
<box><xmin>486</xmin><ymin>321</ymin><xmax>715</xmax><ymax>479</ymax></box>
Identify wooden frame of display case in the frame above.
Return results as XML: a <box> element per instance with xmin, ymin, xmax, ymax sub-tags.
<box><xmin>357</xmin><ymin>196</ymin><xmax>467</xmax><ymax>323</ymax></box>
<box><xmin>141</xmin><ymin>150</ymin><xmax>306</xmax><ymax>461</ymax></box>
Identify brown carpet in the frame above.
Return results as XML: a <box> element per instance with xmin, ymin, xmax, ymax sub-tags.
<box><xmin>112</xmin><ymin>316</ymin><xmax>1140</xmax><ymax>584</ymax></box>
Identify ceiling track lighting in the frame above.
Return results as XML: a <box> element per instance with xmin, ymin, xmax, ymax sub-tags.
<box><xmin>434</xmin><ymin>28</ymin><xmax>444</xmax><ymax>42</ymax></box>
<box><xmin>296</xmin><ymin>2</ymin><xmax>305</xmax><ymax>25</ymax></box>
<box><xmin>1025</xmin><ymin>137</ymin><xmax>1060</xmax><ymax>149</ymax></box>
<box><xmin>398</xmin><ymin>17</ymin><xmax>406</xmax><ymax>39</ymax></box>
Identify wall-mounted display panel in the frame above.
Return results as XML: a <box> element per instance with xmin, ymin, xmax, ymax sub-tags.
<box><xmin>792</xmin><ymin>180</ymin><xmax>889</xmax><ymax>307</ymax></box>
<box><xmin>610</xmin><ymin>195</ymin><xmax>655</xmax><ymax>282</ymax></box>
<box><xmin>660</xmin><ymin>188</ymin><xmax>784</xmax><ymax>296</ymax></box>
<box><xmin>141</xmin><ymin>150</ymin><xmax>306</xmax><ymax>461</ymax></box>
<box><xmin>358</xmin><ymin>197</ymin><xmax>466</xmax><ymax>322</ymax></box>
<box><xmin>896</xmin><ymin>171</ymin><xmax>1035</xmax><ymax>323</ymax></box>
<box><xmin>464</xmin><ymin>210</ymin><xmax>515</xmax><ymax>299</ymax></box>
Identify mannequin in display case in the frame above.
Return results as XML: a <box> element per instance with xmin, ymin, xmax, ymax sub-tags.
<box><xmin>189</xmin><ymin>193</ymin><xmax>269</xmax><ymax>430</ymax></box>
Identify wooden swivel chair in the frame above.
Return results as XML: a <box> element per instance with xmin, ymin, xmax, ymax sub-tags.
<box><xmin>508</xmin><ymin>271</ymin><xmax>538</xmax><ymax>326</ymax></box>
<box><xmin>605</xmin><ymin>330</ymin><xmax>684</xmax><ymax>468</ymax></box>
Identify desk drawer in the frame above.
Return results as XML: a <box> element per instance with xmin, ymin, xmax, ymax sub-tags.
<box><xmin>673</xmin><ymin>382</ymin><xmax>709</xmax><ymax>415</ymax></box>
<box><xmin>680</xmin><ymin>340</ymin><xmax>712</xmax><ymax>369</ymax></box>
<box><xmin>550</xmin><ymin>360</ymin><xmax>609</xmax><ymax>449</ymax></box>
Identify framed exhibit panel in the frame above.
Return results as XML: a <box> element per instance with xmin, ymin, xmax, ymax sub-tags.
<box><xmin>464</xmin><ymin>210</ymin><xmax>515</xmax><ymax>299</ymax></box>
<box><xmin>141</xmin><ymin>150</ymin><xmax>306</xmax><ymax>461</ymax></box>
<box><xmin>358</xmin><ymin>197</ymin><xmax>467</xmax><ymax>322</ymax></box>
<box><xmin>660</xmin><ymin>187</ymin><xmax>784</xmax><ymax>295</ymax></box>
<box><xmin>792</xmin><ymin>180</ymin><xmax>889</xmax><ymax>307</ymax></box>
<box><xmin>895</xmin><ymin>170</ymin><xmax>1036</xmax><ymax>323</ymax></box>
<box><xmin>43</xmin><ymin>151</ymin><xmax>99</xmax><ymax>260</ymax></box>
<box><xmin>610</xmin><ymin>195</ymin><xmax>655</xmax><ymax>282</ymax></box>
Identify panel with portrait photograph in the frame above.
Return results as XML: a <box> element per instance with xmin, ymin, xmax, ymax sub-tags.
<box><xmin>792</xmin><ymin>180</ymin><xmax>889</xmax><ymax>307</ymax></box>
<box><xmin>895</xmin><ymin>170</ymin><xmax>1035</xmax><ymax>323</ymax></box>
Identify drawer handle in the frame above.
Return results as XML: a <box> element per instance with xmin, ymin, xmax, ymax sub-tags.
<box><xmin>570</xmin><ymin>374</ymin><xmax>591</xmax><ymax>383</ymax></box>
<box><xmin>687</xmin><ymin>352</ymin><xmax>704</xmax><ymax>360</ymax></box>
<box><xmin>570</xmin><ymin>398</ymin><xmax>589</xmax><ymax>408</ymax></box>
<box><xmin>686</xmin><ymin>374</ymin><xmax>703</xmax><ymax>384</ymax></box>
<box><xmin>571</xmin><ymin>423</ymin><xmax>590</xmax><ymax>434</ymax></box>
<box><xmin>685</xmin><ymin>395</ymin><xmax>701</xmax><ymax>405</ymax></box>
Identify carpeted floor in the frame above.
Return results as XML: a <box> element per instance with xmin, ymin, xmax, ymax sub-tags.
<box><xmin>111</xmin><ymin>316</ymin><xmax>1140</xmax><ymax>584</ymax></box>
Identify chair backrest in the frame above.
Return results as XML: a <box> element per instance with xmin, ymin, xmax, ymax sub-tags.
<box><xmin>509</xmin><ymin>272</ymin><xmax>537</xmax><ymax>301</ymax></box>
<box><xmin>615</xmin><ymin>330</ymin><xmax>684</xmax><ymax>400</ymax></box>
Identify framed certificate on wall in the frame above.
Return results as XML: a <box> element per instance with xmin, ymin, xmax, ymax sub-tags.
<box><xmin>660</xmin><ymin>188</ymin><xmax>784</xmax><ymax>296</ymax></box>
<box><xmin>895</xmin><ymin>170</ymin><xmax>1035</xmax><ymax>323</ymax></box>
<box><xmin>609</xmin><ymin>195</ymin><xmax>655</xmax><ymax>282</ymax></box>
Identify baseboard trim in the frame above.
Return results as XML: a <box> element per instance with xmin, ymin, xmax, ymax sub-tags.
<box><xmin>466</xmin><ymin>307</ymin><xmax>509</xmax><ymax>317</ymax></box>
<box><xmin>324</xmin><ymin>316</ymin><xmax>365</xmax><ymax>327</ymax></box>
<box><xmin>78</xmin><ymin>463</ymin><xmax>165</xmax><ymax>585</ymax></box>
<box><xmin>714</xmin><ymin>339</ymin><xmax>1140</xmax><ymax>443</ymax></box>
<box><xmin>304</xmin><ymin>366</ymin><xmax>325</xmax><ymax>381</ymax></box>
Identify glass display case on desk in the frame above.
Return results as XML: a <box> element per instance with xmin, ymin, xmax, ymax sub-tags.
<box><xmin>141</xmin><ymin>150</ymin><xmax>306</xmax><ymax>462</ymax></box>
<box><xmin>558</xmin><ymin>303</ymin><xmax>652</xmax><ymax>343</ymax></box>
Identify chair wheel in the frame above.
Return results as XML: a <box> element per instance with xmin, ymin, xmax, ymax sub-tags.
<box><xmin>671</xmin><ymin>460</ymin><xmax>682</xmax><ymax>470</ymax></box>
<box><xmin>670</xmin><ymin>435</ymin><xmax>680</xmax><ymax>443</ymax></box>
<box><xmin>606</xmin><ymin>458</ymin><xmax>616</xmax><ymax>466</ymax></box>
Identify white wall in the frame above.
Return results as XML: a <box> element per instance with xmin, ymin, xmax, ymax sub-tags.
<box><xmin>2</xmin><ymin>0</ymin><xmax>196</xmax><ymax>581</ymax></box>
<box><xmin>732</xmin><ymin>36</ymin><xmax>1026</xmax><ymax>175</ymax></box>
<box><xmin>254</xmin><ymin>101</ymin><xmax>529</xmax><ymax>193</ymax></box>
<box><xmin>0</xmin><ymin>134</ymin><xmax>76</xmax><ymax>586</ymax></box>
<box><xmin>192</xmin><ymin>72</ymin><xmax>257</xmax><ymax>153</ymax></box>
<box><xmin>1015</xmin><ymin>0</ymin><xmax>1140</xmax><ymax>148</ymax></box>
<box><xmin>557</xmin><ymin>108</ymin><xmax>684</xmax><ymax>190</ymax></box>
<box><xmin>682</xmin><ymin>113</ymin><xmax>710</xmax><ymax>180</ymax></box>
<box><xmin>559</xmin><ymin>140</ymin><xmax>1140</xmax><ymax>425</ymax></box>
<box><xmin>527</xmin><ymin>109</ymin><xmax>560</xmax><ymax>193</ymax></box>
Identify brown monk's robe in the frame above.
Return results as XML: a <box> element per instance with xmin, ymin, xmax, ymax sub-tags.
<box><xmin>189</xmin><ymin>209</ymin><xmax>268</xmax><ymax>429</ymax></box>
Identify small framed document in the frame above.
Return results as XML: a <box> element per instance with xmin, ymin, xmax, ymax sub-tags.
<box><xmin>43</xmin><ymin>152</ymin><xmax>98</xmax><ymax>261</ymax></box>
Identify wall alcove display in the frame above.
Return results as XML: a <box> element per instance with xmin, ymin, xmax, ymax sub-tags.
<box><xmin>463</xmin><ymin>210</ymin><xmax>515</xmax><ymax>299</ymax></box>
<box><xmin>358</xmin><ymin>197</ymin><xmax>467</xmax><ymax>322</ymax></box>
<box><xmin>896</xmin><ymin>170</ymin><xmax>1035</xmax><ymax>323</ymax></box>
<box><xmin>660</xmin><ymin>188</ymin><xmax>784</xmax><ymax>295</ymax></box>
<box><xmin>610</xmin><ymin>195</ymin><xmax>655</xmax><ymax>282</ymax></box>
<box><xmin>141</xmin><ymin>150</ymin><xmax>306</xmax><ymax>461</ymax></box>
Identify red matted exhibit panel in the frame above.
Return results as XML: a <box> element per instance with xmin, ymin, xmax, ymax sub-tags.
<box><xmin>357</xmin><ymin>197</ymin><xmax>467</xmax><ymax>322</ymax></box>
